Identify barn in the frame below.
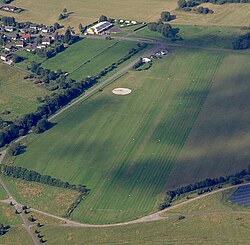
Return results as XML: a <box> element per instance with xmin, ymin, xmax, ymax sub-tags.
<box><xmin>87</xmin><ymin>21</ymin><xmax>113</xmax><ymax>35</ymax></box>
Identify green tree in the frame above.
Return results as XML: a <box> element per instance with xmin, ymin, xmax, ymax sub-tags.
<box><xmin>7</xmin><ymin>142</ymin><xmax>22</xmax><ymax>156</ymax></box>
<box><xmin>35</xmin><ymin>118</ymin><xmax>50</xmax><ymax>134</ymax></box>
<box><xmin>99</xmin><ymin>15</ymin><xmax>108</xmax><ymax>22</ymax></box>
<box><xmin>64</xmin><ymin>27</ymin><xmax>72</xmax><ymax>43</ymax></box>
<box><xmin>161</xmin><ymin>11</ymin><xmax>171</xmax><ymax>21</ymax></box>
<box><xmin>178</xmin><ymin>0</ymin><xmax>187</xmax><ymax>8</ymax></box>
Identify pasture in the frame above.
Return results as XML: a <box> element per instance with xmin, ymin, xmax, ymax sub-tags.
<box><xmin>136</xmin><ymin>25</ymin><xmax>249</xmax><ymax>49</ymax></box>
<box><xmin>39</xmin><ymin>189</ymin><xmax>250</xmax><ymax>244</ymax></box>
<box><xmin>13</xmin><ymin>47</ymin><xmax>224</xmax><ymax>224</ymax></box>
<box><xmin>166</xmin><ymin>53</ymin><xmax>250</xmax><ymax>189</ymax></box>
<box><xmin>0</xmin><ymin>227</ymin><xmax>32</xmax><ymax>245</ymax></box>
<box><xmin>0</xmin><ymin>63</ymin><xmax>48</xmax><ymax>120</ymax></box>
<box><xmin>1</xmin><ymin>0</ymin><xmax>249</xmax><ymax>30</ymax></box>
<box><xmin>42</xmin><ymin>39</ymin><xmax>139</xmax><ymax>81</ymax></box>
<box><xmin>1</xmin><ymin>176</ymin><xmax>79</xmax><ymax>217</ymax></box>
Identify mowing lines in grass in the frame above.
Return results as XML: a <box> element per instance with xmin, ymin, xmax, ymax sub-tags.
<box><xmin>13</xmin><ymin>48</ymin><xmax>224</xmax><ymax>224</ymax></box>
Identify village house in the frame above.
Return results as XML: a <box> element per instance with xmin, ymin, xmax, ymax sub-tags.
<box><xmin>26</xmin><ymin>44</ymin><xmax>37</xmax><ymax>52</ymax></box>
<box><xmin>2</xmin><ymin>5</ymin><xmax>16</xmax><ymax>12</ymax></box>
<box><xmin>41</xmin><ymin>37</ymin><xmax>51</xmax><ymax>45</ymax></box>
<box><xmin>4</xmin><ymin>43</ymin><xmax>14</xmax><ymax>52</ymax></box>
<box><xmin>21</xmin><ymin>33</ymin><xmax>31</xmax><ymax>40</ymax></box>
<box><xmin>7</xmin><ymin>33</ymin><xmax>18</xmax><ymax>40</ymax></box>
<box><xmin>37</xmin><ymin>44</ymin><xmax>46</xmax><ymax>49</ymax></box>
<box><xmin>0</xmin><ymin>53</ymin><xmax>10</xmax><ymax>61</ymax></box>
<box><xmin>5</xmin><ymin>26</ymin><xmax>14</xmax><ymax>32</ymax></box>
<box><xmin>15</xmin><ymin>40</ymin><xmax>24</xmax><ymax>48</ymax></box>
<box><xmin>29</xmin><ymin>24</ymin><xmax>38</xmax><ymax>30</ymax></box>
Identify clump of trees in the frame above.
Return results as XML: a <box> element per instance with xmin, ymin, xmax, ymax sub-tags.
<box><xmin>160</xmin><ymin>11</ymin><xmax>174</xmax><ymax>22</ymax></box>
<box><xmin>177</xmin><ymin>0</ymin><xmax>213</xmax><ymax>14</ymax></box>
<box><xmin>7</xmin><ymin>142</ymin><xmax>23</xmax><ymax>156</ymax></box>
<box><xmin>1</xmin><ymin>16</ymin><xmax>16</xmax><ymax>26</ymax></box>
<box><xmin>160</xmin><ymin>167</ymin><xmax>250</xmax><ymax>210</ymax></box>
<box><xmin>58</xmin><ymin>8</ymin><xmax>69</xmax><ymax>20</ymax></box>
<box><xmin>147</xmin><ymin>21</ymin><xmax>180</xmax><ymax>40</ymax></box>
<box><xmin>233</xmin><ymin>33</ymin><xmax>250</xmax><ymax>49</ymax></box>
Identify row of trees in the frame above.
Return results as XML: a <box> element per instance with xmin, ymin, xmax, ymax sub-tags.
<box><xmin>160</xmin><ymin>167</ymin><xmax>250</xmax><ymax>210</ymax></box>
<box><xmin>233</xmin><ymin>33</ymin><xmax>250</xmax><ymax>49</ymax></box>
<box><xmin>0</xmin><ymin>164</ymin><xmax>90</xmax><ymax>194</ymax></box>
<box><xmin>0</xmin><ymin>43</ymin><xmax>148</xmax><ymax>148</ymax></box>
<box><xmin>147</xmin><ymin>21</ymin><xmax>180</xmax><ymax>40</ymax></box>
<box><xmin>177</xmin><ymin>0</ymin><xmax>213</xmax><ymax>14</ymax></box>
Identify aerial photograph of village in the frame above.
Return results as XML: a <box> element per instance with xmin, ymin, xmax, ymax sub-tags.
<box><xmin>0</xmin><ymin>0</ymin><xmax>249</xmax><ymax>244</ymax></box>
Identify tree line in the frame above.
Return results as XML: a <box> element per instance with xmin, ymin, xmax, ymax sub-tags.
<box><xmin>232</xmin><ymin>33</ymin><xmax>250</xmax><ymax>49</ymax></box>
<box><xmin>0</xmin><ymin>164</ymin><xmax>89</xmax><ymax>194</ymax></box>
<box><xmin>0</xmin><ymin>43</ymin><xmax>148</xmax><ymax>148</ymax></box>
<box><xmin>177</xmin><ymin>0</ymin><xmax>213</xmax><ymax>14</ymax></box>
<box><xmin>160</xmin><ymin>166</ymin><xmax>250</xmax><ymax>210</ymax></box>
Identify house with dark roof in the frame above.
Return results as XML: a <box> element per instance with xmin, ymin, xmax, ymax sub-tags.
<box><xmin>4</xmin><ymin>43</ymin><xmax>14</xmax><ymax>51</ymax></box>
<box><xmin>15</xmin><ymin>40</ymin><xmax>24</xmax><ymax>48</ymax></box>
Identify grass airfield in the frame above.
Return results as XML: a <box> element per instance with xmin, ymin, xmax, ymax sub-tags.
<box><xmin>13</xmin><ymin>47</ymin><xmax>225</xmax><ymax>224</ymax></box>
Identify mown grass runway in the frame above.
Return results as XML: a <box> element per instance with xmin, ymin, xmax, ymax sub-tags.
<box><xmin>14</xmin><ymin>47</ymin><xmax>224</xmax><ymax>224</ymax></box>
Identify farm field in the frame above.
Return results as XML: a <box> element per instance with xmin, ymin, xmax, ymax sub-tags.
<box><xmin>39</xmin><ymin>190</ymin><xmax>250</xmax><ymax>244</ymax></box>
<box><xmin>1</xmin><ymin>1</ymin><xmax>249</xmax><ymax>30</ymax></box>
<box><xmin>229</xmin><ymin>185</ymin><xmax>250</xmax><ymax>207</ymax></box>
<box><xmin>13</xmin><ymin>47</ymin><xmax>224</xmax><ymax>224</ymax></box>
<box><xmin>135</xmin><ymin>25</ymin><xmax>249</xmax><ymax>49</ymax></box>
<box><xmin>0</xmin><ymin>227</ymin><xmax>32</xmax><ymax>245</ymax></box>
<box><xmin>0</xmin><ymin>63</ymin><xmax>48</xmax><ymax>121</ymax></box>
<box><xmin>166</xmin><ymin>53</ymin><xmax>250</xmax><ymax>189</ymax></box>
<box><xmin>1</xmin><ymin>175</ymin><xmax>79</xmax><ymax>217</ymax></box>
<box><xmin>42</xmin><ymin>39</ymin><xmax>139</xmax><ymax>81</ymax></box>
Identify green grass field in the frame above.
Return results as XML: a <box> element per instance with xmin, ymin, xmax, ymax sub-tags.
<box><xmin>39</xmin><ymin>189</ymin><xmax>250</xmax><ymax>244</ymax></box>
<box><xmin>1</xmin><ymin>176</ymin><xmax>79</xmax><ymax>217</ymax></box>
<box><xmin>0</xmin><ymin>227</ymin><xmax>32</xmax><ymax>245</ymax></box>
<box><xmin>166</xmin><ymin>53</ymin><xmax>250</xmax><ymax>189</ymax></box>
<box><xmin>0</xmin><ymin>63</ymin><xmax>48</xmax><ymax>120</ymax></box>
<box><xmin>0</xmin><ymin>185</ymin><xmax>7</xmax><ymax>199</ymax></box>
<box><xmin>42</xmin><ymin>39</ymin><xmax>139</xmax><ymax>81</ymax></box>
<box><xmin>0</xmin><ymin>203</ymin><xmax>21</xmax><ymax>225</ymax></box>
<box><xmin>136</xmin><ymin>25</ymin><xmax>249</xmax><ymax>49</ymax></box>
<box><xmin>13</xmin><ymin>47</ymin><xmax>224</xmax><ymax>224</ymax></box>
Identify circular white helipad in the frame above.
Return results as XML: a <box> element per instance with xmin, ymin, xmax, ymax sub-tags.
<box><xmin>112</xmin><ymin>88</ymin><xmax>132</xmax><ymax>95</ymax></box>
